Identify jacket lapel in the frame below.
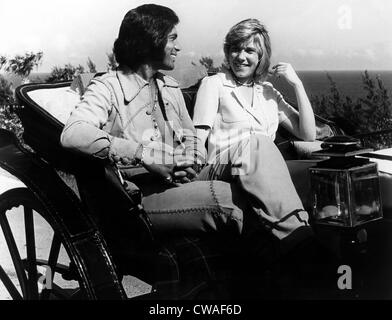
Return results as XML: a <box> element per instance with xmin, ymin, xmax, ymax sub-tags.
<box><xmin>220</xmin><ymin>70</ymin><xmax>264</xmax><ymax>125</ymax></box>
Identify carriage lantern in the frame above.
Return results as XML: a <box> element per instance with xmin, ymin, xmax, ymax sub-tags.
<box><xmin>309</xmin><ymin>136</ymin><xmax>383</xmax><ymax>228</ymax></box>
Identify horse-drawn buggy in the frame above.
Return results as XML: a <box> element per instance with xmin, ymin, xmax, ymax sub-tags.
<box><xmin>1</xmin><ymin>74</ymin><xmax>392</xmax><ymax>300</ymax></box>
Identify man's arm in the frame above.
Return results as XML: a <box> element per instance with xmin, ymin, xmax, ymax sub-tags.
<box><xmin>61</xmin><ymin>79</ymin><xmax>140</xmax><ymax>164</ymax></box>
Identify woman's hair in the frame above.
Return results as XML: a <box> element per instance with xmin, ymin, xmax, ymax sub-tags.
<box><xmin>113</xmin><ymin>4</ymin><xmax>179</xmax><ymax>69</ymax></box>
<box><xmin>223</xmin><ymin>18</ymin><xmax>271</xmax><ymax>80</ymax></box>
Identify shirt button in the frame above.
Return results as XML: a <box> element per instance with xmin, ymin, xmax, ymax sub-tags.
<box><xmin>154</xmin><ymin>123</ymin><xmax>158</xmax><ymax>129</ymax></box>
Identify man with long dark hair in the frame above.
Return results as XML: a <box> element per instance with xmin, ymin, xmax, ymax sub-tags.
<box><xmin>61</xmin><ymin>4</ymin><xmax>247</xmax><ymax>236</ymax></box>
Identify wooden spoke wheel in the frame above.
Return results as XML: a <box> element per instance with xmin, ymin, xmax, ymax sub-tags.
<box><xmin>0</xmin><ymin>188</ymin><xmax>85</xmax><ymax>300</ymax></box>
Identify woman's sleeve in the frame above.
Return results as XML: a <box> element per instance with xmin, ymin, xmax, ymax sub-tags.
<box><xmin>193</xmin><ymin>76</ymin><xmax>220</xmax><ymax>128</ymax></box>
<box><xmin>272</xmin><ymin>86</ymin><xmax>299</xmax><ymax>124</ymax></box>
<box><xmin>60</xmin><ymin>79</ymin><xmax>139</xmax><ymax>164</ymax></box>
<box><xmin>174</xmin><ymin>88</ymin><xmax>207</xmax><ymax>164</ymax></box>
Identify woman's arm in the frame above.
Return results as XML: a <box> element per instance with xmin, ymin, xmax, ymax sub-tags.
<box><xmin>193</xmin><ymin>76</ymin><xmax>220</xmax><ymax>148</ymax></box>
<box><xmin>272</xmin><ymin>63</ymin><xmax>316</xmax><ymax>141</ymax></box>
<box><xmin>195</xmin><ymin>126</ymin><xmax>211</xmax><ymax>148</ymax></box>
<box><xmin>175</xmin><ymin>88</ymin><xmax>207</xmax><ymax>165</ymax></box>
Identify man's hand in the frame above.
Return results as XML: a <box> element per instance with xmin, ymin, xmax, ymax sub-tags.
<box><xmin>140</xmin><ymin>142</ymin><xmax>200</xmax><ymax>185</ymax></box>
<box><xmin>142</xmin><ymin>162</ymin><xmax>178</xmax><ymax>186</ymax></box>
<box><xmin>172</xmin><ymin>148</ymin><xmax>198</xmax><ymax>183</ymax></box>
<box><xmin>143</xmin><ymin>152</ymin><xmax>198</xmax><ymax>186</ymax></box>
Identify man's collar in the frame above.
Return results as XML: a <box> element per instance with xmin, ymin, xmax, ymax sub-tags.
<box><xmin>116</xmin><ymin>68</ymin><xmax>179</xmax><ymax>103</ymax></box>
<box><xmin>155</xmin><ymin>72</ymin><xmax>179</xmax><ymax>88</ymax></box>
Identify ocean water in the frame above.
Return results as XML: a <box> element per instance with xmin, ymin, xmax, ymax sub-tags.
<box><xmin>270</xmin><ymin>70</ymin><xmax>392</xmax><ymax>103</ymax></box>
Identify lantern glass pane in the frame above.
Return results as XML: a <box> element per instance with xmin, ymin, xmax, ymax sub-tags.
<box><xmin>310</xmin><ymin>169</ymin><xmax>350</xmax><ymax>226</ymax></box>
<box><xmin>350</xmin><ymin>165</ymin><xmax>382</xmax><ymax>225</ymax></box>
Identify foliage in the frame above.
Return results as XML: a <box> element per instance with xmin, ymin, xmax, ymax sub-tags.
<box><xmin>47</xmin><ymin>53</ymin><xmax>117</xmax><ymax>83</ymax></box>
<box><xmin>0</xmin><ymin>76</ymin><xmax>22</xmax><ymax>139</ymax></box>
<box><xmin>107</xmin><ymin>52</ymin><xmax>118</xmax><ymax>71</ymax></box>
<box><xmin>0</xmin><ymin>55</ymin><xmax>7</xmax><ymax>70</ymax></box>
<box><xmin>46</xmin><ymin>63</ymin><xmax>85</xmax><ymax>83</ymax></box>
<box><xmin>1</xmin><ymin>52</ymin><xmax>43</xmax><ymax>80</ymax></box>
<box><xmin>0</xmin><ymin>105</ymin><xmax>23</xmax><ymax>140</ymax></box>
<box><xmin>311</xmin><ymin>71</ymin><xmax>392</xmax><ymax>149</ymax></box>
<box><xmin>0</xmin><ymin>75</ymin><xmax>14</xmax><ymax>105</ymax></box>
<box><xmin>87</xmin><ymin>57</ymin><xmax>97</xmax><ymax>73</ymax></box>
<box><xmin>197</xmin><ymin>56</ymin><xmax>223</xmax><ymax>74</ymax></box>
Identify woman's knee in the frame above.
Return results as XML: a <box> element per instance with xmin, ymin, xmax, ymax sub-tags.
<box><xmin>286</xmin><ymin>160</ymin><xmax>319</xmax><ymax>210</ymax></box>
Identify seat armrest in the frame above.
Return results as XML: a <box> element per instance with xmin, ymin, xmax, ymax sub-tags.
<box><xmin>292</xmin><ymin>140</ymin><xmax>326</xmax><ymax>159</ymax></box>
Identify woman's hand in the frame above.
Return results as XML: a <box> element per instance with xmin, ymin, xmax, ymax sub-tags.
<box><xmin>271</xmin><ymin>63</ymin><xmax>316</xmax><ymax>141</ymax></box>
<box><xmin>271</xmin><ymin>62</ymin><xmax>302</xmax><ymax>87</ymax></box>
<box><xmin>143</xmin><ymin>162</ymin><xmax>197</xmax><ymax>186</ymax></box>
<box><xmin>143</xmin><ymin>149</ymin><xmax>198</xmax><ymax>186</ymax></box>
<box><xmin>172</xmin><ymin>150</ymin><xmax>199</xmax><ymax>183</ymax></box>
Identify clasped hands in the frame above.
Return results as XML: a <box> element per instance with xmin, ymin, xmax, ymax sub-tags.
<box><xmin>141</xmin><ymin>143</ymin><xmax>201</xmax><ymax>186</ymax></box>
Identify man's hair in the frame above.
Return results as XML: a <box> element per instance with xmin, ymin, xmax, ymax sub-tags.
<box><xmin>113</xmin><ymin>4</ymin><xmax>179</xmax><ymax>69</ymax></box>
<box><xmin>223</xmin><ymin>19</ymin><xmax>271</xmax><ymax>80</ymax></box>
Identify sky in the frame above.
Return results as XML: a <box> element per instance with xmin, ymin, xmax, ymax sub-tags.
<box><xmin>1</xmin><ymin>0</ymin><xmax>392</xmax><ymax>75</ymax></box>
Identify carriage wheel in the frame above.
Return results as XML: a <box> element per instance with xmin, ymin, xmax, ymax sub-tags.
<box><xmin>0</xmin><ymin>188</ymin><xmax>84</xmax><ymax>300</ymax></box>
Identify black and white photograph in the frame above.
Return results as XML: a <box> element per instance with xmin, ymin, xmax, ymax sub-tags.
<box><xmin>0</xmin><ymin>0</ymin><xmax>391</xmax><ymax>307</ymax></box>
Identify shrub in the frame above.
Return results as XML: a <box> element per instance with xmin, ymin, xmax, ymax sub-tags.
<box><xmin>311</xmin><ymin>71</ymin><xmax>392</xmax><ymax>149</ymax></box>
<box><xmin>46</xmin><ymin>63</ymin><xmax>85</xmax><ymax>83</ymax></box>
<box><xmin>0</xmin><ymin>104</ymin><xmax>23</xmax><ymax>140</ymax></box>
<box><xmin>86</xmin><ymin>57</ymin><xmax>97</xmax><ymax>73</ymax></box>
<box><xmin>107</xmin><ymin>53</ymin><xmax>118</xmax><ymax>71</ymax></box>
<box><xmin>0</xmin><ymin>75</ymin><xmax>14</xmax><ymax>105</ymax></box>
<box><xmin>198</xmin><ymin>56</ymin><xmax>223</xmax><ymax>74</ymax></box>
<box><xmin>0</xmin><ymin>75</ymin><xmax>23</xmax><ymax>139</ymax></box>
<box><xmin>1</xmin><ymin>52</ymin><xmax>43</xmax><ymax>83</ymax></box>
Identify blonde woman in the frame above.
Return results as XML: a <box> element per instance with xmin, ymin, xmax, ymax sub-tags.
<box><xmin>194</xmin><ymin>19</ymin><xmax>319</xmax><ymax>259</ymax></box>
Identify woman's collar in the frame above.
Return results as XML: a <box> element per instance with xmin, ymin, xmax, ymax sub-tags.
<box><xmin>219</xmin><ymin>66</ymin><xmax>264</xmax><ymax>88</ymax></box>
